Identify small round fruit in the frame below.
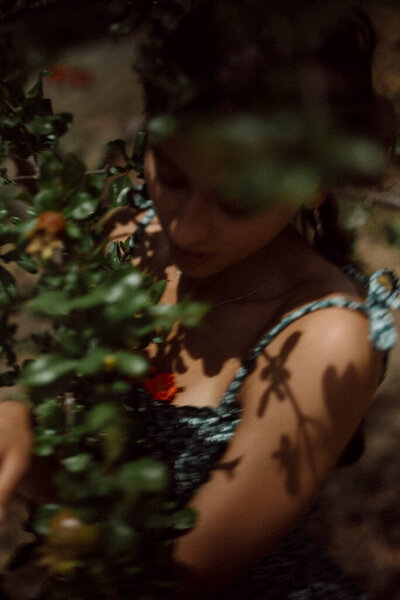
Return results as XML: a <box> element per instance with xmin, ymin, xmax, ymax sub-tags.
<box><xmin>36</xmin><ymin>211</ymin><xmax>66</xmax><ymax>236</ymax></box>
<box><xmin>48</xmin><ymin>509</ymin><xmax>98</xmax><ymax>558</ymax></box>
<box><xmin>102</xmin><ymin>355</ymin><xmax>117</xmax><ymax>372</ymax></box>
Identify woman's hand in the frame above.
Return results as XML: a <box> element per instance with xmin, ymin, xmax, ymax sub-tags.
<box><xmin>0</xmin><ymin>400</ymin><xmax>32</xmax><ymax>520</ymax></box>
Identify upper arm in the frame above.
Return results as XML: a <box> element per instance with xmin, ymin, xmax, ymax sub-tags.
<box><xmin>174</xmin><ymin>307</ymin><xmax>382</xmax><ymax>591</ymax></box>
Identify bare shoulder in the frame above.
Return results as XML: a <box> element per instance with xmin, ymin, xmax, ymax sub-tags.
<box><xmin>238</xmin><ymin>296</ymin><xmax>383</xmax><ymax>461</ymax></box>
<box><xmin>242</xmin><ymin>293</ymin><xmax>383</xmax><ymax>399</ymax></box>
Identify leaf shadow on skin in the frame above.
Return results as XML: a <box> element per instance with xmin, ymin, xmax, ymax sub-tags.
<box><xmin>257</xmin><ymin>332</ymin><xmax>301</xmax><ymax>418</ymax></box>
<box><xmin>322</xmin><ymin>363</ymin><xmax>366</xmax><ymax>467</ymax></box>
<box><xmin>101</xmin><ymin>207</ymin><xmax>173</xmax><ymax>280</ymax></box>
<box><xmin>322</xmin><ymin>364</ymin><xmax>360</xmax><ymax>429</ymax></box>
<box><xmin>257</xmin><ymin>331</ymin><xmax>327</xmax><ymax>496</ymax></box>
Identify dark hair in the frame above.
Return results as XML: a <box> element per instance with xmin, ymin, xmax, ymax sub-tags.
<box><xmin>136</xmin><ymin>1</ymin><xmax>397</xmax><ymax>266</ymax></box>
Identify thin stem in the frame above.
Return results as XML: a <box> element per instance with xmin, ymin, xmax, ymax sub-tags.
<box><xmin>11</xmin><ymin>166</ymin><xmax>131</xmax><ymax>181</ymax></box>
<box><xmin>334</xmin><ymin>185</ymin><xmax>400</xmax><ymax>211</ymax></box>
<box><xmin>12</xmin><ymin>174</ymin><xmax>39</xmax><ymax>180</ymax></box>
<box><xmin>85</xmin><ymin>169</ymin><xmax>108</xmax><ymax>176</ymax></box>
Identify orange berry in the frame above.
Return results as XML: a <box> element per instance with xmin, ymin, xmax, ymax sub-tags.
<box><xmin>36</xmin><ymin>211</ymin><xmax>66</xmax><ymax>236</ymax></box>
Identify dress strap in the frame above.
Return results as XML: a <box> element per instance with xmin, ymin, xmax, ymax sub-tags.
<box><xmin>218</xmin><ymin>269</ymin><xmax>400</xmax><ymax>416</ymax></box>
<box><xmin>128</xmin><ymin>206</ymin><xmax>156</xmax><ymax>255</ymax></box>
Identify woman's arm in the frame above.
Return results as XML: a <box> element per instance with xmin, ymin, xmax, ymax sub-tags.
<box><xmin>0</xmin><ymin>387</ymin><xmax>32</xmax><ymax>519</ymax></box>
<box><xmin>173</xmin><ymin>307</ymin><xmax>382</xmax><ymax>593</ymax></box>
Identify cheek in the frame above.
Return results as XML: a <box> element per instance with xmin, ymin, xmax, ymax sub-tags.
<box><xmin>226</xmin><ymin>209</ymin><xmax>294</xmax><ymax>249</ymax></box>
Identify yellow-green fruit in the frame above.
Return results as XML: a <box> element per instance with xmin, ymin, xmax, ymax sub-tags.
<box><xmin>102</xmin><ymin>355</ymin><xmax>117</xmax><ymax>372</ymax></box>
<box><xmin>47</xmin><ymin>509</ymin><xmax>98</xmax><ymax>559</ymax></box>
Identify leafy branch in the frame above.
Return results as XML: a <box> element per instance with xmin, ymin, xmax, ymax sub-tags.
<box><xmin>0</xmin><ymin>66</ymin><xmax>204</xmax><ymax>598</ymax></box>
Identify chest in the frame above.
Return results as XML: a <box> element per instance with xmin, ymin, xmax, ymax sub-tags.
<box><xmin>144</xmin><ymin>293</ymin><xmax>287</xmax><ymax>409</ymax></box>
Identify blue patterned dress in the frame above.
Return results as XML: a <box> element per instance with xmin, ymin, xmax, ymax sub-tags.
<box><xmin>133</xmin><ymin>209</ymin><xmax>400</xmax><ymax>599</ymax></box>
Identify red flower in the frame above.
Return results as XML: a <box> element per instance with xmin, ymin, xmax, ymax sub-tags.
<box><xmin>143</xmin><ymin>368</ymin><xmax>179</xmax><ymax>403</ymax></box>
<box><xmin>48</xmin><ymin>65</ymin><xmax>93</xmax><ymax>88</ymax></box>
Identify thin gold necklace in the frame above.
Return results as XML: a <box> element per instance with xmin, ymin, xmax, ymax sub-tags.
<box><xmin>177</xmin><ymin>249</ymin><xmax>293</xmax><ymax>310</ymax></box>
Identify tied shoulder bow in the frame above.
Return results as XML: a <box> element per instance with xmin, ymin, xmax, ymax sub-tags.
<box><xmin>364</xmin><ymin>269</ymin><xmax>400</xmax><ymax>352</ymax></box>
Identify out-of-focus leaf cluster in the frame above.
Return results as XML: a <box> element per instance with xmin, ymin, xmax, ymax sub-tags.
<box><xmin>0</xmin><ymin>71</ymin><xmax>72</xmax><ymax>163</ymax></box>
<box><xmin>0</xmin><ymin>60</ymin><xmax>202</xmax><ymax>596</ymax></box>
<box><xmin>150</xmin><ymin>112</ymin><xmax>386</xmax><ymax>214</ymax></box>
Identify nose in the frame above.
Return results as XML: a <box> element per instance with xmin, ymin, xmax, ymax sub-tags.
<box><xmin>169</xmin><ymin>193</ymin><xmax>212</xmax><ymax>248</ymax></box>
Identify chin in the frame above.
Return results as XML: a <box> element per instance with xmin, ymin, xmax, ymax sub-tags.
<box><xmin>176</xmin><ymin>261</ymin><xmax>221</xmax><ymax>279</ymax></box>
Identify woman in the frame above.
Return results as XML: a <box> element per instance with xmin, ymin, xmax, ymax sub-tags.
<box><xmin>1</xmin><ymin>1</ymin><xmax>399</xmax><ymax>597</ymax></box>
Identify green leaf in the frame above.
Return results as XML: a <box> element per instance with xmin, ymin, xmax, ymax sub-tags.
<box><xmin>0</xmin><ymin>265</ymin><xmax>17</xmax><ymax>306</ymax></box>
<box><xmin>116</xmin><ymin>458</ymin><xmax>169</xmax><ymax>495</ymax></box>
<box><xmin>62</xmin><ymin>453</ymin><xmax>92</xmax><ymax>473</ymax></box>
<box><xmin>103</xmin><ymin>422</ymin><xmax>126</xmax><ymax>463</ymax></box>
<box><xmin>115</xmin><ymin>352</ymin><xmax>148</xmax><ymax>378</ymax></box>
<box><xmin>147</xmin><ymin>115</ymin><xmax>177</xmax><ymax>142</ymax></box>
<box><xmin>101</xmin><ymin>270</ymin><xmax>144</xmax><ymax>304</ymax></box>
<box><xmin>324</xmin><ymin>137</ymin><xmax>386</xmax><ymax>180</ymax></box>
<box><xmin>25</xmin><ymin>70</ymin><xmax>51</xmax><ymax>100</ymax></box>
<box><xmin>68</xmin><ymin>192</ymin><xmax>101</xmax><ymax>221</ymax></box>
<box><xmin>385</xmin><ymin>222</ymin><xmax>400</xmax><ymax>246</ymax></box>
<box><xmin>149</xmin><ymin>279</ymin><xmax>167</xmax><ymax>304</ymax></box>
<box><xmin>149</xmin><ymin>507</ymin><xmax>196</xmax><ymax>531</ymax></box>
<box><xmin>33</xmin><ymin>188</ymin><xmax>64</xmax><ymax>212</ymax></box>
<box><xmin>16</xmin><ymin>254</ymin><xmax>38</xmax><ymax>274</ymax></box>
<box><xmin>69</xmin><ymin>269</ymin><xmax>144</xmax><ymax>310</ymax></box>
<box><xmin>65</xmin><ymin>222</ymin><xmax>82</xmax><ymax>239</ymax></box>
<box><xmin>34</xmin><ymin>428</ymin><xmax>64</xmax><ymax>456</ymax></box>
<box><xmin>54</xmin><ymin>327</ymin><xmax>84</xmax><ymax>357</ymax></box>
<box><xmin>26</xmin><ymin>291</ymin><xmax>71</xmax><ymax>316</ymax></box>
<box><xmin>84</xmin><ymin>402</ymin><xmax>122</xmax><ymax>432</ymax></box>
<box><xmin>33</xmin><ymin>503</ymin><xmax>62</xmax><ymax>536</ymax></box>
<box><xmin>76</xmin><ymin>348</ymin><xmax>111</xmax><ymax>376</ymax></box>
<box><xmin>103</xmin><ymin>520</ymin><xmax>139</xmax><ymax>558</ymax></box>
<box><xmin>21</xmin><ymin>354</ymin><xmax>78</xmax><ymax>386</ymax></box>
<box><xmin>132</xmin><ymin>131</ymin><xmax>147</xmax><ymax>161</ymax></box>
<box><xmin>109</xmin><ymin>176</ymin><xmax>133</xmax><ymax>208</ymax></box>
<box><xmin>37</xmin><ymin>150</ymin><xmax>62</xmax><ymax>182</ymax></box>
<box><xmin>105</xmin><ymin>241</ymin><xmax>120</xmax><ymax>269</ymax></box>
<box><xmin>25</xmin><ymin>117</ymin><xmax>53</xmax><ymax>136</ymax></box>
<box><xmin>36</xmin><ymin>399</ymin><xmax>65</xmax><ymax>430</ymax></box>
<box><xmin>169</xmin><ymin>507</ymin><xmax>196</xmax><ymax>530</ymax></box>
<box><xmin>62</xmin><ymin>154</ymin><xmax>86</xmax><ymax>190</ymax></box>
<box><xmin>103</xmin><ymin>290</ymin><xmax>151</xmax><ymax>322</ymax></box>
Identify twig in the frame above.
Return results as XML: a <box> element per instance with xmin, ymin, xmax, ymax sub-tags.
<box><xmin>12</xmin><ymin>174</ymin><xmax>39</xmax><ymax>181</ymax></box>
<box><xmin>334</xmin><ymin>185</ymin><xmax>400</xmax><ymax>211</ymax></box>
<box><xmin>11</xmin><ymin>166</ymin><xmax>131</xmax><ymax>181</ymax></box>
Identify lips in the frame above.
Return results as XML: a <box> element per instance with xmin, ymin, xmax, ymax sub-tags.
<box><xmin>170</xmin><ymin>243</ymin><xmax>215</xmax><ymax>263</ymax></box>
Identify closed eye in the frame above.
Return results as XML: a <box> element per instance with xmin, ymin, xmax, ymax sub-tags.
<box><xmin>216</xmin><ymin>197</ymin><xmax>260</xmax><ymax>219</ymax></box>
<box><xmin>156</xmin><ymin>171</ymin><xmax>188</xmax><ymax>190</ymax></box>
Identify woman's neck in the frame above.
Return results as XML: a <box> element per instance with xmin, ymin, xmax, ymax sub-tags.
<box><xmin>176</xmin><ymin>225</ymin><xmax>303</xmax><ymax>307</ymax></box>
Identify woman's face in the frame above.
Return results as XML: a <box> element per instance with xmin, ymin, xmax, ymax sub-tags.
<box><xmin>144</xmin><ymin>134</ymin><xmax>297</xmax><ymax>278</ymax></box>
